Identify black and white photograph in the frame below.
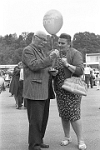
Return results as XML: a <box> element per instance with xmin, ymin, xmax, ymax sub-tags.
<box><xmin>0</xmin><ymin>0</ymin><xmax>100</xmax><ymax>150</ymax></box>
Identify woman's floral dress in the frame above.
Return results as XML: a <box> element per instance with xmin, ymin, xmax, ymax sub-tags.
<box><xmin>54</xmin><ymin>58</ymin><xmax>82</xmax><ymax>121</ymax></box>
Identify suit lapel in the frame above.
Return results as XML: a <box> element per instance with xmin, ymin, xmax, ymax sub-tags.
<box><xmin>31</xmin><ymin>44</ymin><xmax>46</xmax><ymax>59</ymax></box>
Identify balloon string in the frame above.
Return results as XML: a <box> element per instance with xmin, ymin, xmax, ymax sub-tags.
<box><xmin>51</xmin><ymin>35</ymin><xmax>56</xmax><ymax>69</ymax></box>
<box><xmin>51</xmin><ymin>35</ymin><xmax>54</xmax><ymax>49</ymax></box>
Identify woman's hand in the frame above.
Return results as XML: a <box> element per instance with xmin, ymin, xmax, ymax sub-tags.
<box><xmin>61</xmin><ymin>58</ymin><xmax>69</xmax><ymax>67</ymax></box>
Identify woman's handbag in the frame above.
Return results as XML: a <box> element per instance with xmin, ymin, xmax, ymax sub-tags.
<box><xmin>62</xmin><ymin>76</ymin><xmax>87</xmax><ymax>96</ymax></box>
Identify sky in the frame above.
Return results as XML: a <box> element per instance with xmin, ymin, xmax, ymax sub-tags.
<box><xmin>1</xmin><ymin>0</ymin><xmax>100</xmax><ymax>38</ymax></box>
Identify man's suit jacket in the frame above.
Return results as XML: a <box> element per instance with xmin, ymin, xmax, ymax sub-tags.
<box><xmin>22</xmin><ymin>44</ymin><xmax>53</xmax><ymax>100</ymax></box>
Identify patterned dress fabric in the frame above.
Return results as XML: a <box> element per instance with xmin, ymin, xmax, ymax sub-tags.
<box><xmin>54</xmin><ymin>57</ymin><xmax>82</xmax><ymax>121</ymax></box>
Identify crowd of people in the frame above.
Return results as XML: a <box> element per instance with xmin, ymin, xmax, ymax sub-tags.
<box><xmin>0</xmin><ymin>72</ymin><xmax>5</xmax><ymax>93</ymax></box>
<box><xmin>0</xmin><ymin>70</ymin><xmax>11</xmax><ymax>93</ymax></box>
<box><xmin>0</xmin><ymin>62</ymin><xmax>27</xmax><ymax>109</ymax></box>
<box><xmin>2</xmin><ymin>30</ymin><xmax>100</xmax><ymax>150</ymax></box>
<box><xmin>84</xmin><ymin>65</ymin><xmax>100</xmax><ymax>90</ymax></box>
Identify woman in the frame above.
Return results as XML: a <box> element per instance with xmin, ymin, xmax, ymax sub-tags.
<box><xmin>52</xmin><ymin>33</ymin><xmax>86</xmax><ymax>150</ymax></box>
<box><xmin>9</xmin><ymin>62</ymin><xmax>22</xmax><ymax>109</ymax></box>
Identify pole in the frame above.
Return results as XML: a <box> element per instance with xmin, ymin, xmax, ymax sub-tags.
<box><xmin>51</xmin><ymin>34</ymin><xmax>56</xmax><ymax>69</ymax></box>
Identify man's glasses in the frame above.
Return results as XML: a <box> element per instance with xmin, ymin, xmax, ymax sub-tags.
<box><xmin>35</xmin><ymin>35</ymin><xmax>47</xmax><ymax>42</ymax></box>
<box><xmin>58</xmin><ymin>42</ymin><xmax>66</xmax><ymax>45</ymax></box>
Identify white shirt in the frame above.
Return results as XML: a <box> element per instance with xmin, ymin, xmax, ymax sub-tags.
<box><xmin>84</xmin><ymin>67</ymin><xmax>91</xmax><ymax>74</ymax></box>
<box><xmin>20</xmin><ymin>68</ymin><xmax>24</xmax><ymax>80</ymax></box>
<box><xmin>5</xmin><ymin>74</ymin><xmax>10</xmax><ymax>81</ymax></box>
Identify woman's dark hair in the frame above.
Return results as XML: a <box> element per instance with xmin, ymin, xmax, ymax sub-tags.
<box><xmin>59</xmin><ymin>33</ymin><xmax>71</xmax><ymax>43</ymax></box>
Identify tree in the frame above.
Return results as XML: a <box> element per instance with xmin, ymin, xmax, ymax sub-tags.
<box><xmin>0</xmin><ymin>53</ymin><xmax>6</xmax><ymax>64</ymax></box>
<box><xmin>73</xmin><ymin>32</ymin><xmax>100</xmax><ymax>62</ymax></box>
<box><xmin>1</xmin><ymin>31</ymin><xmax>100</xmax><ymax>65</ymax></box>
<box><xmin>26</xmin><ymin>32</ymin><xmax>34</xmax><ymax>45</ymax></box>
<box><xmin>12</xmin><ymin>48</ymin><xmax>23</xmax><ymax>64</ymax></box>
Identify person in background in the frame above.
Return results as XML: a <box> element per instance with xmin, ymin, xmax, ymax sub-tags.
<box><xmin>22</xmin><ymin>31</ymin><xmax>57</xmax><ymax>150</ymax></box>
<box><xmin>0</xmin><ymin>72</ymin><xmax>5</xmax><ymax>94</ymax></box>
<box><xmin>90</xmin><ymin>70</ymin><xmax>95</xmax><ymax>88</ymax></box>
<box><xmin>4</xmin><ymin>72</ymin><xmax>10</xmax><ymax>88</ymax></box>
<box><xmin>17</xmin><ymin>62</ymin><xmax>24</xmax><ymax>109</ymax></box>
<box><xmin>95</xmin><ymin>73</ymin><xmax>100</xmax><ymax>90</ymax></box>
<box><xmin>9</xmin><ymin>63</ymin><xmax>22</xmax><ymax>109</ymax></box>
<box><xmin>84</xmin><ymin>65</ymin><xmax>91</xmax><ymax>88</ymax></box>
<box><xmin>0</xmin><ymin>71</ymin><xmax>6</xmax><ymax>91</ymax></box>
<box><xmin>51</xmin><ymin>33</ymin><xmax>86</xmax><ymax>150</ymax></box>
<box><xmin>19</xmin><ymin>62</ymin><xmax>27</xmax><ymax>108</ymax></box>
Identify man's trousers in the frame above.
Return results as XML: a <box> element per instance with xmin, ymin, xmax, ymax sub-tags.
<box><xmin>27</xmin><ymin>99</ymin><xmax>50</xmax><ymax>150</ymax></box>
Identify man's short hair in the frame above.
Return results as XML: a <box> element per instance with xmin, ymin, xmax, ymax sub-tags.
<box><xmin>59</xmin><ymin>33</ymin><xmax>71</xmax><ymax>42</ymax></box>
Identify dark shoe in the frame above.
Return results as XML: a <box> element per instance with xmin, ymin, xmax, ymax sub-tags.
<box><xmin>29</xmin><ymin>148</ymin><xmax>41</xmax><ymax>150</ymax></box>
<box><xmin>9</xmin><ymin>95</ymin><xmax>13</xmax><ymax>97</ymax></box>
<box><xmin>33</xmin><ymin>146</ymin><xmax>41</xmax><ymax>150</ymax></box>
<box><xmin>40</xmin><ymin>143</ymin><xmax>49</xmax><ymax>148</ymax></box>
<box><xmin>16</xmin><ymin>106</ymin><xmax>21</xmax><ymax>109</ymax></box>
<box><xmin>34</xmin><ymin>148</ymin><xmax>41</xmax><ymax>150</ymax></box>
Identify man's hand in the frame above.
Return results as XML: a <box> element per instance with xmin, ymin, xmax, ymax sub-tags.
<box><xmin>49</xmin><ymin>69</ymin><xmax>58</xmax><ymax>76</ymax></box>
<box><xmin>49</xmin><ymin>49</ymin><xmax>59</xmax><ymax>59</ymax></box>
<box><xmin>54</xmin><ymin>49</ymin><xmax>59</xmax><ymax>57</ymax></box>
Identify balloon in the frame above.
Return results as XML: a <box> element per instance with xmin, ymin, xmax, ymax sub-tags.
<box><xmin>43</xmin><ymin>9</ymin><xmax>63</xmax><ymax>35</ymax></box>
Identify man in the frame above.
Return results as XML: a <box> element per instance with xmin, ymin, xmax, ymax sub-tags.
<box><xmin>9</xmin><ymin>64</ymin><xmax>21</xmax><ymax>108</ymax></box>
<box><xmin>22</xmin><ymin>31</ymin><xmax>58</xmax><ymax>150</ymax></box>
<box><xmin>19</xmin><ymin>62</ymin><xmax>27</xmax><ymax>108</ymax></box>
<box><xmin>17</xmin><ymin>62</ymin><xmax>24</xmax><ymax>109</ymax></box>
<box><xmin>84</xmin><ymin>65</ymin><xmax>91</xmax><ymax>88</ymax></box>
